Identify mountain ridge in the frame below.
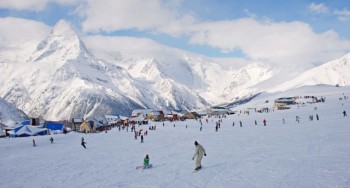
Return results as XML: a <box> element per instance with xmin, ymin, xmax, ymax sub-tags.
<box><xmin>0</xmin><ymin>20</ymin><xmax>349</xmax><ymax>121</ymax></box>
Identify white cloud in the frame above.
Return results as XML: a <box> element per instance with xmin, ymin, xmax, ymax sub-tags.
<box><xmin>1</xmin><ymin>0</ymin><xmax>349</xmax><ymax>67</ymax></box>
<box><xmin>0</xmin><ymin>0</ymin><xmax>77</xmax><ymax>11</ymax></box>
<box><xmin>187</xmin><ymin>18</ymin><xmax>350</xmax><ymax>65</ymax></box>
<box><xmin>78</xmin><ymin>0</ymin><xmax>195</xmax><ymax>36</ymax></box>
<box><xmin>309</xmin><ymin>3</ymin><xmax>329</xmax><ymax>14</ymax></box>
<box><xmin>76</xmin><ymin>0</ymin><xmax>350</xmax><ymax>66</ymax></box>
<box><xmin>0</xmin><ymin>17</ymin><xmax>50</xmax><ymax>49</ymax></box>
<box><xmin>334</xmin><ymin>9</ymin><xmax>350</xmax><ymax>22</ymax></box>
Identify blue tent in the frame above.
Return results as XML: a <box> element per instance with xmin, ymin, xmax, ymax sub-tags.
<box><xmin>13</xmin><ymin>125</ymin><xmax>48</xmax><ymax>137</ymax></box>
<box><xmin>20</xmin><ymin>120</ymin><xmax>30</xmax><ymax>125</ymax></box>
<box><xmin>44</xmin><ymin>122</ymin><xmax>64</xmax><ymax>131</ymax></box>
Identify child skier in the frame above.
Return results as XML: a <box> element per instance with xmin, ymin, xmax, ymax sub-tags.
<box><xmin>143</xmin><ymin>154</ymin><xmax>152</xmax><ymax>169</ymax></box>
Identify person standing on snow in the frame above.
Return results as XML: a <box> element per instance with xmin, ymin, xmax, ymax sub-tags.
<box><xmin>343</xmin><ymin>110</ymin><xmax>347</xmax><ymax>117</ymax></box>
<box><xmin>50</xmin><ymin>137</ymin><xmax>54</xmax><ymax>144</ymax></box>
<box><xmin>192</xmin><ymin>141</ymin><xmax>206</xmax><ymax>170</ymax></box>
<box><xmin>144</xmin><ymin>154</ymin><xmax>151</xmax><ymax>169</ymax></box>
<box><xmin>81</xmin><ymin>137</ymin><xmax>86</xmax><ymax>149</ymax></box>
<box><xmin>263</xmin><ymin>119</ymin><xmax>267</xmax><ymax>126</ymax></box>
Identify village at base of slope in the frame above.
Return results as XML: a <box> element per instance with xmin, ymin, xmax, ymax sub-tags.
<box><xmin>1</xmin><ymin>94</ymin><xmax>328</xmax><ymax>137</ymax></box>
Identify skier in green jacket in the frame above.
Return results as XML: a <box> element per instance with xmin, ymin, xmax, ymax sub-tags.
<box><xmin>143</xmin><ymin>154</ymin><xmax>151</xmax><ymax>169</ymax></box>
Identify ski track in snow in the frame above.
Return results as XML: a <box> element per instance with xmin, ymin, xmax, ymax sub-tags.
<box><xmin>1</xmin><ymin>87</ymin><xmax>350</xmax><ymax>188</ymax></box>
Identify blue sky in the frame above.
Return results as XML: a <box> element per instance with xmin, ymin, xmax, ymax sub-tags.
<box><xmin>0</xmin><ymin>0</ymin><xmax>349</xmax><ymax>63</ymax></box>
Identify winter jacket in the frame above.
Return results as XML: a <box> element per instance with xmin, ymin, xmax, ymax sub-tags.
<box><xmin>193</xmin><ymin>144</ymin><xmax>206</xmax><ymax>159</ymax></box>
<box><xmin>144</xmin><ymin>157</ymin><xmax>149</xmax><ymax>166</ymax></box>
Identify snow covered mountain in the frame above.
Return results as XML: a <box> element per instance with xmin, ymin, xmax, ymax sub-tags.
<box><xmin>270</xmin><ymin>53</ymin><xmax>350</xmax><ymax>92</ymax></box>
<box><xmin>0</xmin><ymin>19</ymin><xmax>349</xmax><ymax>121</ymax></box>
<box><xmin>0</xmin><ymin>21</ymin><xmax>210</xmax><ymax>120</ymax></box>
<box><xmin>0</xmin><ymin>97</ymin><xmax>28</xmax><ymax>127</ymax></box>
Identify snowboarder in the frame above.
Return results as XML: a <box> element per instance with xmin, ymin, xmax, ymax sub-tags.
<box><xmin>33</xmin><ymin>139</ymin><xmax>36</xmax><ymax>147</ymax></box>
<box><xmin>343</xmin><ymin>110</ymin><xmax>347</xmax><ymax>117</ymax></box>
<box><xmin>143</xmin><ymin>154</ymin><xmax>151</xmax><ymax>169</ymax></box>
<box><xmin>50</xmin><ymin>137</ymin><xmax>54</xmax><ymax>144</ymax></box>
<box><xmin>263</xmin><ymin>119</ymin><xmax>267</xmax><ymax>126</ymax></box>
<box><xmin>192</xmin><ymin>141</ymin><xmax>206</xmax><ymax>171</ymax></box>
<box><xmin>141</xmin><ymin>135</ymin><xmax>144</xmax><ymax>143</ymax></box>
<box><xmin>81</xmin><ymin>137</ymin><xmax>86</xmax><ymax>149</ymax></box>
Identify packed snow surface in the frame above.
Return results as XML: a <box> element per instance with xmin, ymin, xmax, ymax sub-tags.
<box><xmin>1</xmin><ymin>85</ymin><xmax>350</xmax><ymax>188</ymax></box>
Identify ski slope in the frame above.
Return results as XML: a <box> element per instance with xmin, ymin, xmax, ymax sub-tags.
<box><xmin>1</xmin><ymin>85</ymin><xmax>350</xmax><ymax>188</ymax></box>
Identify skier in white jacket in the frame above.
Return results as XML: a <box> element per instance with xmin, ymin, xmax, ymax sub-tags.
<box><xmin>192</xmin><ymin>141</ymin><xmax>206</xmax><ymax>170</ymax></box>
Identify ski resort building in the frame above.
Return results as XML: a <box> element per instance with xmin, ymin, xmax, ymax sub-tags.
<box><xmin>207</xmin><ymin>107</ymin><xmax>232</xmax><ymax>116</ymax></box>
<box><xmin>274</xmin><ymin>97</ymin><xmax>297</xmax><ymax>106</ymax></box>
<box><xmin>43</xmin><ymin>121</ymin><xmax>65</xmax><ymax>134</ymax></box>
<box><xmin>182</xmin><ymin>112</ymin><xmax>201</xmax><ymax>119</ymax></box>
<box><xmin>104</xmin><ymin>115</ymin><xmax>120</xmax><ymax>125</ymax></box>
<box><xmin>274</xmin><ymin>97</ymin><xmax>296</xmax><ymax>110</ymax></box>
<box><xmin>131</xmin><ymin>109</ymin><xmax>153</xmax><ymax>118</ymax></box>
<box><xmin>151</xmin><ymin>111</ymin><xmax>165</xmax><ymax>121</ymax></box>
<box><xmin>71</xmin><ymin>118</ymin><xmax>84</xmax><ymax>131</ymax></box>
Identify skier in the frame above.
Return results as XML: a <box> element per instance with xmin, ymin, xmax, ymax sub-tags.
<box><xmin>50</xmin><ymin>137</ymin><xmax>54</xmax><ymax>144</ymax></box>
<box><xmin>192</xmin><ymin>141</ymin><xmax>206</xmax><ymax>171</ymax></box>
<box><xmin>141</xmin><ymin>135</ymin><xmax>144</xmax><ymax>143</ymax></box>
<box><xmin>215</xmin><ymin>125</ymin><xmax>218</xmax><ymax>132</ymax></box>
<box><xmin>143</xmin><ymin>154</ymin><xmax>151</xmax><ymax>169</ymax></box>
<box><xmin>316</xmin><ymin>114</ymin><xmax>319</xmax><ymax>121</ymax></box>
<box><xmin>232</xmin><ymin>121</ymin><xmax>235</xmax><ymax>126</ymax></box>
<box><xmin>239</xmin><ymin>120</ymin><xmax>242</xmax><ymax>127</ymax></box>
<box><xmin>81</xmin><ymin>137</ymin><xmax>86</xmax><ymax>149</ymax></box>
<box><xmin>33</xmin><ymin>139</ymin><xmax>36</xmax><ymax>147</ymax></box>
<box><xmin>343</xmin><ymin>110</ymin><xmax>347</xmax><ymax>117</ymax></box>
<box><xmin>263</xmin><ymin>119</ymin><xmax>267</xmax><ymax>126</ymax></box>
<box><xmin>254</xmin><ymin>120</ymin><xmax>257</xmax><ymax>126</ymax></box>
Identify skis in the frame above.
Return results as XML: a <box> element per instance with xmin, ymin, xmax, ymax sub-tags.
<box><xmin>135</xmin><ymin>166</ymin><xmax>143</xmax><ymax>170</ymax></box>
<box><xmin>136</xmin><ymin>164</ymin><xmax>153</xmax><ymax>170</ymax></box>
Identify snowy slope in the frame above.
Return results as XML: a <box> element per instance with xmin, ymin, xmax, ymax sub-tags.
<box><xmin>0</xmin><ymin>97</ymin><xmax>28</xmax><ymax>127</ymax></box>
<box><xmin>1</xmin><ymin>85</ymin><xmax>349</xmax><ymax>188</ymax></box>
<box><xmin>270</xmin><ymin>53</ymin><xmax>350</xmax><ymax>92</ymax></box>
